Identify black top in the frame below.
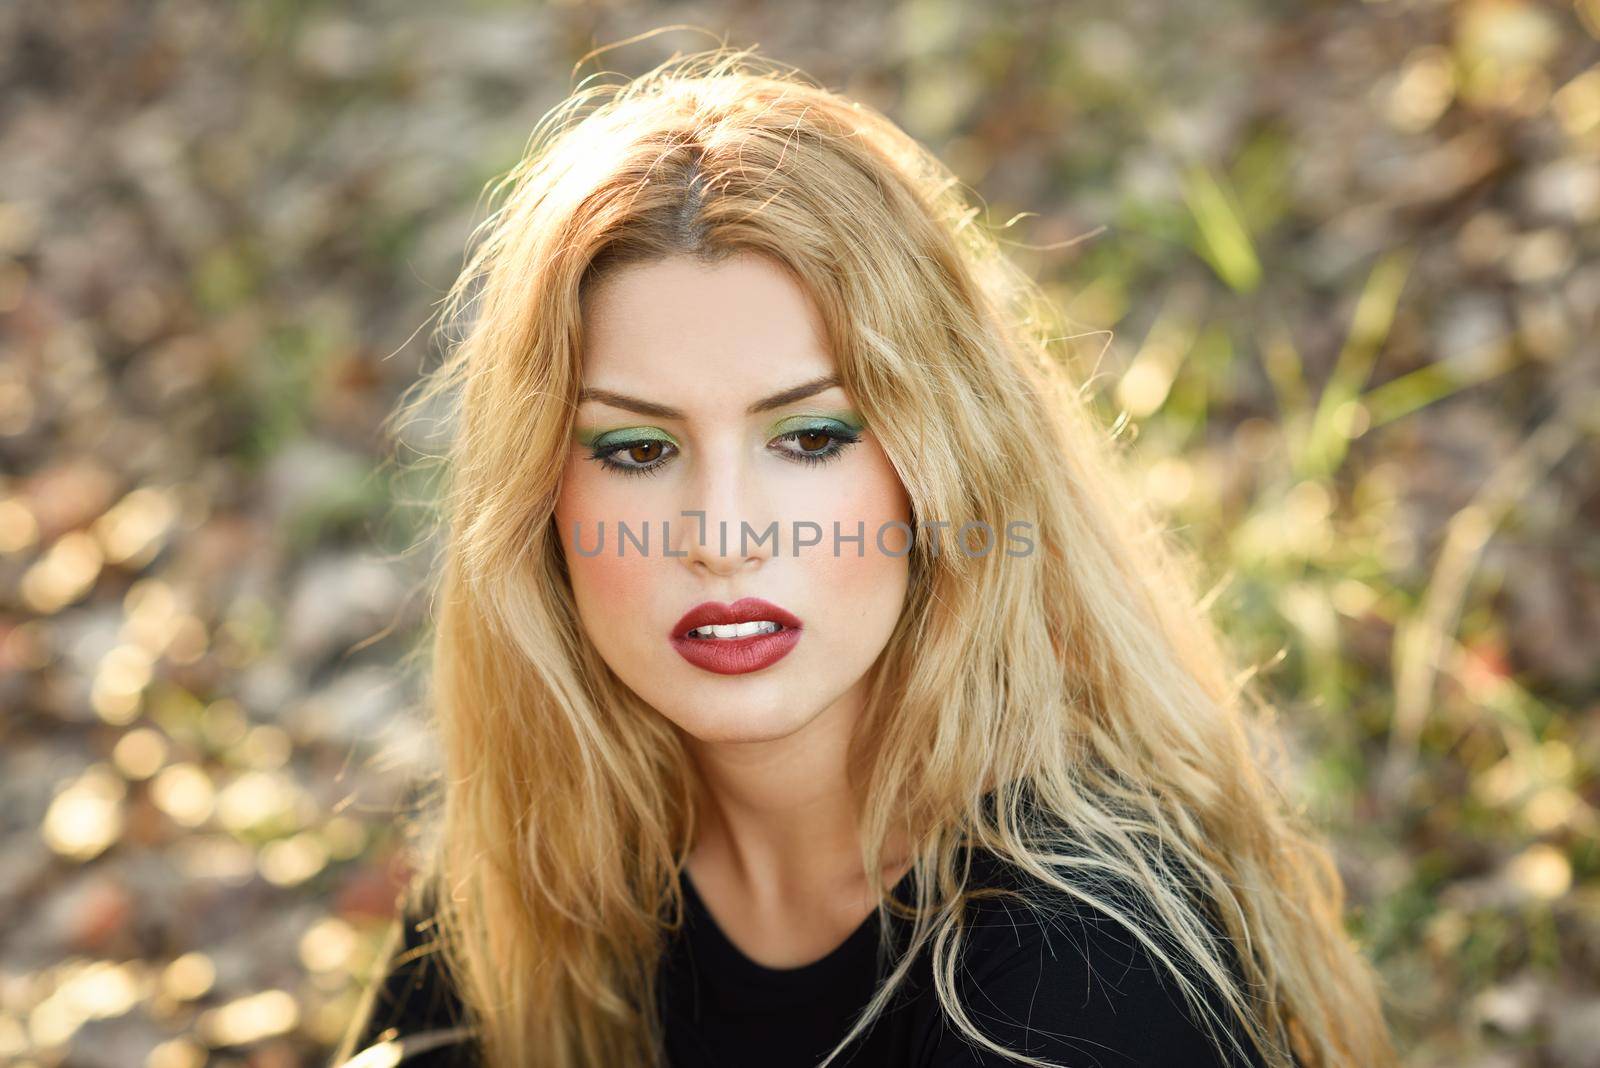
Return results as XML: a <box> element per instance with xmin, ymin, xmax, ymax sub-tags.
<box><xmin>341</xmin><ymin>850</ymin><xmax>1274</xmax><ymax>1067</ymax></box>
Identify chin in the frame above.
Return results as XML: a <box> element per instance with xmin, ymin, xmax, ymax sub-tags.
<box><xmin>660</xmin><ymin>696</ymin><xmax>823</xmax><ymax>746</ymax></box>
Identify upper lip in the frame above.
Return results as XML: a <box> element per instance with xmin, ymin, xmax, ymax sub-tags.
<box><xmin>671</xmin><ymin>597</ymin><xmax>803</xmax><ymax>638</ymax></box>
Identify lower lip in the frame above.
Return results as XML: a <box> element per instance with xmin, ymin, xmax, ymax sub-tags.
<box><xmin>669</xmin><ymin>627</ymin><xmax>802</xmax><ymax>675</ymax></box>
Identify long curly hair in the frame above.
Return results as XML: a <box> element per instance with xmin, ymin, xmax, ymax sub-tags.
<box><xmin>333</xmin><ymin>45</ymin><xmax>1398</xmax><ymax>1068</ymax></box>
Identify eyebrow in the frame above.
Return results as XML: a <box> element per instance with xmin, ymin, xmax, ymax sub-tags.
<box><xmin>576</xmin><ymin>374</ymin><xmax>843</xmax><ymax>419</ymax></box>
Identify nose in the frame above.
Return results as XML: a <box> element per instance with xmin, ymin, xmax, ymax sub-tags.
<box><xmin>671</xmin><ymin>436</ymin><xmax>778</xmax><ymax>578</ymax></box>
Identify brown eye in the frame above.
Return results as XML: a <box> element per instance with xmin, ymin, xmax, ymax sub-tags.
<box><xmin>589</xmin><ymin>435</ymin><xmax>677</xmax><ymax>478</ymax></box>
<box><xmin>769</xmin><ymin>423</ymin><xmax>860</xmax><ymax>467</ymax></box>
<box><xmin>795</xmin><ymin>430</ymin><xmax>831</xmax><ymax>453</ymax></box>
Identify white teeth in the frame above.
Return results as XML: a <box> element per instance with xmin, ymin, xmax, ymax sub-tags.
<box><xmin>689</xmin><ymin>620</ymin><xmax>782</xmax><ymax>639</ymax></box>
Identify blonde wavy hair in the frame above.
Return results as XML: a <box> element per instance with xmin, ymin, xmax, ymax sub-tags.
<box><xmin>332</xmin><ymin>46</ymin><xmax>1398</xmax><ymax>1068</ymax></box>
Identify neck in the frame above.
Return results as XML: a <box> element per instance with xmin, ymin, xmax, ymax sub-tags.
<box><xmin>681</xmin><ymin>679</ymin><xmax>899</xmax><ymax>907</ymax></box>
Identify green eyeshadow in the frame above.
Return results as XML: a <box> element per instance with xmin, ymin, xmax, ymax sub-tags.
<box><xmin>576</xmin><ymin>425</ymin><xmax>678</xmax><ymax>450</ymax></box>
<box><xmin>768</xmin><ymin>411</ymin><xmax>865</xmax><ymax>437</ymax></box>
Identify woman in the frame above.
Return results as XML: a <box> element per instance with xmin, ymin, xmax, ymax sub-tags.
<box><xmin>331</xmin><ymin>47</ymin><xmax>1398</xmax><ymax>1068</ymax></box>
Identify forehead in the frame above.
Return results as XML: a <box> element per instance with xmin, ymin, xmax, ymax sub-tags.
<box><xmin>579</xmin><ymin>252</ymin><xmax>837</xmax><ymax>397</ymax></box>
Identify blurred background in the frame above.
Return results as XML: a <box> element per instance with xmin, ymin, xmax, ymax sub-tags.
<box><xmin>2</xmin><ymin>1</ymin><xmax>1597</xmax><ymax>1065</ymax></box>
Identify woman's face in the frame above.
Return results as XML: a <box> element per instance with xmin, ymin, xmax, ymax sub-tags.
<box><xmin>553</xmin><ymin>251</ymin><xmax>912</xmax><ymax>745</ymax></box>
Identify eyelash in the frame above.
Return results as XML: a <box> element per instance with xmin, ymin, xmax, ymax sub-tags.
<box><xmin>587</xmin><ymin>427</ymin><xmax>862</xmax><ymax>479</ymax></box>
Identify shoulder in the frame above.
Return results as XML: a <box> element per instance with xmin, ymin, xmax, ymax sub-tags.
<box><xmin>920</xmin><ymin>850</ymin><xmax>1270</xmax><ymax>1068</ymax></box>
<box><xmin>336</xmin><ymin>887</ymin><xmax>480</xmax><ymax>1067</ymax></box>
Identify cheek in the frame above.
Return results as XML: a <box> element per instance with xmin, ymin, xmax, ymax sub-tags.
<box><xmin>566</xmin><ymin>548</ymin><xmax>655</xmax><ymax>614</ymax></box>
<box><xmin>553</xmin><ymin>453</ymin><xmax>660</xmax><ymax>625</ymax></box>
<box><xmin>806</xmin><ymin>539</ymin><xmax>907</xmax><ymax>627</ymax></box>
<box><xmin>794</xmin><ymin>449</ymin><xmax>912</xmax><ymax>608</ymax></box>
<box><xmin>815</xmin><ymin>445</ymin><xmax>912</xmax><ymax>547</ymax></box>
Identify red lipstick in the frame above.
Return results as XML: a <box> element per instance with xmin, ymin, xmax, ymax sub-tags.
<box><xmin>669</xmin><ymin>597</ymin><xmax>803</xmax><ymax>675</ymax></box>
